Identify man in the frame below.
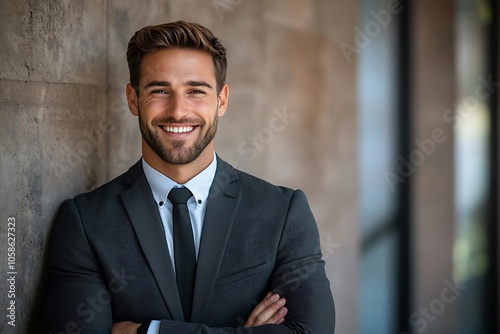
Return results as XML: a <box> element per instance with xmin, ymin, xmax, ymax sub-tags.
<box><xmin>43</xmin><ymin>21</ymin><xmax>335</xmax><ymax>334</ymax></box>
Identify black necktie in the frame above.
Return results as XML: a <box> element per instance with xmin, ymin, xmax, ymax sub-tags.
<box><xmin>168</xmin><ymin>187</ymin><xmax>196</xmax><ymax>321</ymax></box>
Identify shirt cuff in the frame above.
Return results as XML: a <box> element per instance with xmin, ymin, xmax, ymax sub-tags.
<box><xmin>146</xmin><ymin>320</ymin><xmax>161</xmax><ymax>334</ymax></box>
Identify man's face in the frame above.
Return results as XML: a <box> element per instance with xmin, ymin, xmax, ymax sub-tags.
<box><xmin>126</xmin><ymin>48</ymin><xmax>228</xmax><ymax>165</ymax></box>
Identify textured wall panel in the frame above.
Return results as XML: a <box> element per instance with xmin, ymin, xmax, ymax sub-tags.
<box><xmin>0</xmin><ymin>0</ymin><xmax>106</xmax><ymax>84</ymax></box>
<box><xmin>0</xmin><ymin>0</ymin><xmax>107</xmax><ymax>332</ymax></box>
<box><xmin>0</xmin><ymin>80</ymin><xmax>107</xmax><ymax>332</ymax></box>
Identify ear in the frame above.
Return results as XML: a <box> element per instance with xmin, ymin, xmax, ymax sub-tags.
<box><xmin>126</xmin><ymin>83</ymin><xmax>139</xmax><ymax>116</ymax></box>
<box><xmin>217</xmin><ymin>84</ymin><xmax>229</xmax><ymax>117</ymax></box>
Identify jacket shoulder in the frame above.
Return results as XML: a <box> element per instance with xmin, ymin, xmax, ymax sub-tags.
<box><xmin>71</xmin><ymin>160</ymin><xmax>142</xmax><ymax>205</ymax></box>
<box><xmin>237</xmin><ymin>169</ymin><xmax>293</xmax><ymax>194</ymax></box>
<box><xmin>219</xmin><ymin>159</ymin><xmax>297</xmax><ymax>201</ymax></box>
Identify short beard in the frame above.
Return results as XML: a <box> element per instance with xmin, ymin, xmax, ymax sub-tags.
<box><xmin>138</xmin><ymin>107</ymin><xmax>218</xmax><ymax>165</ymax></box>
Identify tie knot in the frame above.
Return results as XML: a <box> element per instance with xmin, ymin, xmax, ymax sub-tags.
<box><xmin>168</xmin><ymin>187</ymin><xmax>193</xmax><ymax>205</ymax></box>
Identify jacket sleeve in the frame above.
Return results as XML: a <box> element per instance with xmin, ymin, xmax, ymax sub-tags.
<box><xmin>43</xmin><ymin>199</ymin><xmax>113</xmax><ymax>333</ymax></box>
<box><xmin>156</xmin><ymin>189</ymin><xmax>336</xmax><ymax>334</ymax></box>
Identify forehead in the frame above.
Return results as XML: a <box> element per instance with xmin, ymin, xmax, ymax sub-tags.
<box><xmin>139</xmin><ymin>48</ymin><xmax>215</xmax><ymax>84</ymax></box>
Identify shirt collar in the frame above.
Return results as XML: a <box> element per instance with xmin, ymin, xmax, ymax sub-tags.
<box><xmin>142</xmin><ymin>153</ymin><xmax>217</xmax><ymax>207</ymax></box>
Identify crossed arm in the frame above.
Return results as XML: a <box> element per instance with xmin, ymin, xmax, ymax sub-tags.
<box><xmin>113</xmin><ymin>291</ymin><xmax>288</xmax><ymax>334</ymax></box>
<box><xmin>109</xmin><ymin>190</ymin><xmax>335</xmax><ymax>334</ymax></box>
<box><xmin>44</xmin><ymin>191</ymin><xmax>335</xmax><ymax>333</ymax></box>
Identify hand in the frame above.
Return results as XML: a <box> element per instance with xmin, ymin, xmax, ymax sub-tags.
<box><xmin>244</xmin><ymin>292</ymin><xmax>288</xmax><ymax>327</ymax></box>
<box><xmin>112</xmin><ymin>321</ymin><xmax>141</xmax><ymax>334</ymax></box>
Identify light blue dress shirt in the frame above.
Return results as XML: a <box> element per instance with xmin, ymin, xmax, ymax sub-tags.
<box><xmin>141</xmin><ymin>154</ymin><xmax>217</xmax><ymax>334</ymax></box>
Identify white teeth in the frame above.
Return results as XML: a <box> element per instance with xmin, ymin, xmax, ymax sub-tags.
<box><xmin>162</xmin><ymin>126</ymin><xmax>194</xmax><ymax>133</ymax></box>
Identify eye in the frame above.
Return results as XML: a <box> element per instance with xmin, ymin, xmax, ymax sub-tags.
<box><xmin>189</xmin><ymin>89</ymin><xmax>205</xmax><ymax>95</ymax></box>
<box><xmin>152</xmin><ymin>89</ymin><xmax>168</xmax><ymax>94</ymax></box>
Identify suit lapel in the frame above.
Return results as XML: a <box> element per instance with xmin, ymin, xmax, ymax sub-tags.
<box><xmin>119</xmin><ymin>161</ymin><xmax>184</xmax><ymax>321</ymax></box>
<box><xmin>191</xmin><ymin>158</ymin><xmax>242</xmax><ymax>323</ymax></box>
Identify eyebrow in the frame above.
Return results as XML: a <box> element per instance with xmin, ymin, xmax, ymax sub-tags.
<box><xmin>143</xmin><ymin>81</ymin><xmax>170</xmax><ymax>90</ymax></box>
<box><xmin>186</xmin><ymin>81</ymin><xmax>213</xmax><ymax>90</ymax></box>
<box><xmin>143</xmin><ymin>80</ymin><xmax>213</xmax><ymax>90</ymax></box>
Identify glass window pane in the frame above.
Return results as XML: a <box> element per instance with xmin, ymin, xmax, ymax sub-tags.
<box><xmin>358</xmin><ymin>0</ymin><xmax>399</xmax><ymax>332</ymax></box>
<box><xmin>455</xmin><ymin>1</ymin><xmax>492</xmax><ymax>332</ymax></box>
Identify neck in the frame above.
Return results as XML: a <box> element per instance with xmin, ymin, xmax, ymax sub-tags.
<box><xmin>142</xmin><ymin>141</ymin><xmax>215</xmax><ymax>184</ymax></box>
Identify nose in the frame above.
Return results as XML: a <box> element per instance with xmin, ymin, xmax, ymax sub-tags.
<box><xmin>167</xmin><ymin>94</ymin><xmax>188</xmax><ymax>120</ymax></box>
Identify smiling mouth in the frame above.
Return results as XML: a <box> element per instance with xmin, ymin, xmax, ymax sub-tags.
<box><xmin>161</xmin><ymin>125</ymin><xmax>196</xmax><ymax>133</ymax></box>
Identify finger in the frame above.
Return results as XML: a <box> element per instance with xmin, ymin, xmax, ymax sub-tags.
<box><xmin>245</xmin><ymin>292</ymin><xmax>278</xmax><ymax>326</ymax></box>
<box><xmin>253</xmin><ymin>298</ymin><xmax>286</xmax><ymax>326</ymax></box>
<box><xmin>269</xmin><ymin>306</ymin><xmax>288</xmax><ymax>324</ymax></box>
<box><xmin>245</xmin><ymin>292</ymin><xmax>276</xmax><ymax>326</ymax></box>
<box><xmin>276</xmin><ymin>312</ymin><xmax>287</xmax><ymax>324</ymax></box>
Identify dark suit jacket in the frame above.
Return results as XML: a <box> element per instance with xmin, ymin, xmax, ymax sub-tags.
<box><xmin>43</xmin><ymin>157</ymin><xmax>335</xmax><ymax>333</ymax></box>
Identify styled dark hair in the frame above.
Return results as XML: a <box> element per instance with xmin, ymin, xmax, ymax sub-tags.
<box><xmin>127</xmin><ymin>21</ymin><xmax>227</xmax><ymax>93</ymax></box>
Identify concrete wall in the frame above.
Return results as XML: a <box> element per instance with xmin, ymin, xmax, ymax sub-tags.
<box><xmin>0</xmin><ymin>1</ymin><xmax>358</xmax><ymax>333</ymax></box>
<box><xmin>0</xmin><ymin>1</ymin><xmax>108</xmax><ymax>332</ymax></box>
